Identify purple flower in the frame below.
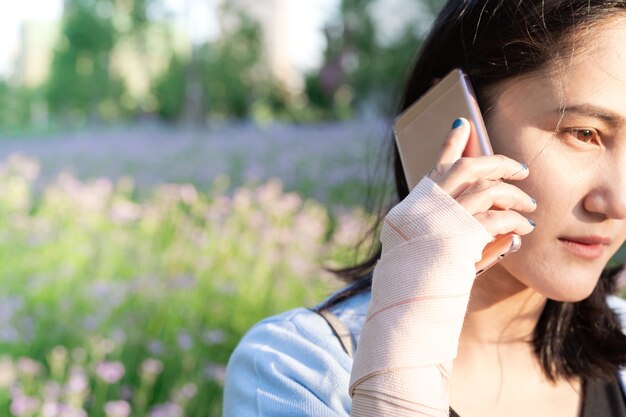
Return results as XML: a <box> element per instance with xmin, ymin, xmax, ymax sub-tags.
<box><xmin>65</xmin><ymin>368</ymin><xmax>89</xmax><ymax>394</ymax></box>
<box><xmin>179</xmin><ymin>184</ymin><xmax>198</xmax><ymax>204</ymax></box>
<box><xmin>119</xmin><ymin>384</ymin><xmax>133</xmax><ymax>401</ymax></box>
<box><xmin>170</xmin><ymin>275</ymin><xmax>195</xmax><ymax>289</ymax></box>
<box><xmin>176</xmin><ymin>332</ymin><xmax>193</xmax><ymax>351</ymax></box>
<box><xmin>97</xmin><ymin>339</ymin><xmax>117</xmax><ymax>355</ymax></box>
<box><xmin>71</xmin><ymin>348</ymin><xmax>87</xmax><ymax>363</ymax></box>
<box><xmin>5</xmin><ymin>155</ymin><xmax>40</xmax><ymax>182</ymax></box>
<box><xmin>203</xmin><ymin>362</ymin><xmax>226</xmax><ymax>385</ymax></box>
<box><xmin>43</xmin><ymin>404</ymin><xmax>86</xmax><ymax>417</ymax></box>
<box><xmin>49</xmin><ymin>346</ymin><xmax>68</xmax><ymax>379</ymax></box>
<box><xmin>62</xmin><ymin>406</ymin><xmax>87</xmax><ymax>417</ymax></box>
<box><xmin>82</xmin><ymin>316</ymin><xmax>100</xmax><ymax>331</ymax></box>
<box><xmin>110</xmin><ymin>200</ymin><xmax>142</xmax><ymax>223</ymax></box>
<box><xmin>149</xmin><ymin>402</ymin><xmax>183</xmax><ymax>417</ymax></box>
<box><xmin>16</xmin><ymin>357</ymin><xmax>42</xmax><ymax>377</ymax></box>
<box><xmin>180</xmin><ymin>383</ymin><xmax>197</xmax><ymax>399</ymax></box>
<box><xmin>110</xmin><ymin>329</ymin><xmax>127</xmax><ymax>345</ymax></box>
<box><xmin>0</xmin><ymin>295</ymin><xmax>23</xmax><ymax>322</ymax></box>
<box><xmin>0</xmin><ymin>356</ymin><xmax>16</xmax><ymax>388</ymax></box>
<box><xmin>215</xmin><ymin>281</ymin><xmax>237</xmax><ymax>296</ymax></box>
<box><xmin>104</xmin><ymin>400</ymin><xmax>131</xmax><ymax>417</ymax></box>
<box><xmin>202</xmin><ymin>329</ymin><xmax>225</xmax><ymax>346</ymax></box>
<box><xmin>172</xmin><ymin>383</ymin><xmax>197</xmax><ymax>404</ymax></box>
<box><xmin>43</xmin><ymin>381</ymin><xmax>62</xmax><ymax>401</ymax></box>
<box><xmin>332</xmin><ymin>211</ymin><xmax>369</xmax><ymax>246</ymax></box>
<box><xmin>95</xmin><ymin>361</ymin><xmax>125</xmax><ymax>384</ymax></box>
<box><xmin>40</xmin><ymin>401</ymin><xmax>60</xmax><ymax>417</ymax></box>
<box><xmin>10</xmin><ymin>395</ymin><xmax>39</xmax><ymax>417</ymax></box>
<box><xmin>140</xmin><ymin>358</ymin><xmax>163</xmax><ymax>379</ymax></box>
<box><xmin>147</xmin><ymin>340</ymin><xmax>166</xmax><ymax>356</ymax></box>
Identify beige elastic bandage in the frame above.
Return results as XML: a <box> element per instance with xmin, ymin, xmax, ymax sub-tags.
<box><xmin>349</xmin><ymin>177</ymin><xmax>492</xmax><ymax>416</ymax></box>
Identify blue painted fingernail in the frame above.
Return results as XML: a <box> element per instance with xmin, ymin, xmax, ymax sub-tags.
<box><xmin>452</xmin><ymin>118</ymin><xmax>463</xmax><ymax>129</ymax></box>
<box><xmin>528</xmin><ymin>219</ymin><xmax>536</xmax><ymax>227</ymax></box>
<box><xmin>520</xmin><ymin>163</ymin><xmax>529</xmax><ymax>171</ymax></box>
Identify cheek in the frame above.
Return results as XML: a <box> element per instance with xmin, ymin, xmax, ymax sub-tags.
<box><xmin>494</xmin><ymin>153</ymin><xmax>604</xmax><ymax>301</ymax></box>
<box><xmin>524</xmin><ymin>173</ymin><xmax>572</xmax><ymax>224</ymax></box>
<box><xmin>487</xmin><ymin>121</ymin><xmax>618</xmax><ymax>300</ymax></box>
<box><xmin>504</xmin><ymin>130</ymin><xmax>593</xmax><ymax>226</ymax></box>
<box><xmin>516</xmin><ymin>156</ymin><xmax>577</xmax><ymax>230</ymax></box>
<box><xmin>499</xmin><ymin>251</ymin><xmax>603</xmax><ymax>301</ymax></box>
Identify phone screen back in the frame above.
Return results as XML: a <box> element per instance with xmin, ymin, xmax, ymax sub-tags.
<box><xmin>394</xmin><ymin>69</ymin><xmax>493</xmax><ymax>189</ymax></box>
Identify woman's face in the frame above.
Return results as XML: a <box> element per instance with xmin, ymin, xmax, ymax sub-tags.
<box><xmin>484</xmin><ymin>16</ymin><xmax>626</xmax><ymax>302</ymax></box>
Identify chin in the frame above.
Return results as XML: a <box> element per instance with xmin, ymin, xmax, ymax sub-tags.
<box><xmin>534</xmin><ymin>269</ymin><xmax>601</xmax><ymax>302</ymax></box>
<box><xmin>501</xmin><ymin>257</ymin><xmax>603</xmax><ymax>303</ymax></box>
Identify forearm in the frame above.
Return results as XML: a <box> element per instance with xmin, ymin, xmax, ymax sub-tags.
<box><xmin>349</xmin><ymin>177</ymin><xmax>492</xmax><ymax>416</ymax></box>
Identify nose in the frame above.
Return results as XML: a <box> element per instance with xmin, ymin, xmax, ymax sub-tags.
<box><xmin>582</xmin><ymin>156</ymin><xmax>626</xmax><ymax>220</ymax></box>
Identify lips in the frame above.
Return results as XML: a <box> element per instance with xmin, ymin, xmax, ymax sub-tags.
<box><xmin>558</xmin><ymin>236</ymin><xmax>611</xmax><ymax>260</ymax></box>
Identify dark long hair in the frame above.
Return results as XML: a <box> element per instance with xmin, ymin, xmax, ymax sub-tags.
<box><xmin>323</xmin><ymin>0</ymin><xmax>626</xmax><ymax>381</ymax></box>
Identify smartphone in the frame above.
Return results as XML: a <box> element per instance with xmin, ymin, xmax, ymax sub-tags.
<box><xmin>394</xmin><ymin>68</ymin><xmax>521</xmax><ymax>275</ymax></box>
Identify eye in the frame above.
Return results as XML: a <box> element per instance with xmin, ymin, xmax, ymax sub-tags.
<box><xmin>575</xmin><ymin>129</ymin><xmax>597</xmax><ymax>143</ymax></box>
<box><xmin>561</xmin><ymin>128</ymin><xmax>600</xmax><ymax>145</ymax></box>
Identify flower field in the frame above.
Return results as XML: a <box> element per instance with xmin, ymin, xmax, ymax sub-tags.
<box><xmin>0</xmin><ymin>121</ymin><xmax>384</xmax><ymax>416</ymax></box>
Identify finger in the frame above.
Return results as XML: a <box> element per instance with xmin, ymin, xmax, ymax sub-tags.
<box><xmin>428</xmin><ymin>118</ymin><xmax>471</xmax><ymax>181</ymax></box>
<box><xmin>438</xmin><ymin>154</ymin><xmax>529</xmax><ymax>197</ymax></box>
<box><xmin>474</xmin><ymin>210</ymin><xmax>536</xmax><ymax>237</ymax></box>
<box><xmin>450</xmin><ymin>154</ymin><xmax>529</xmax><ymax>182</ymax></box>
<box><xmin>457</xmin><ymin>181</ymin><xmax>536</xmax><ymax>215</ymax></box>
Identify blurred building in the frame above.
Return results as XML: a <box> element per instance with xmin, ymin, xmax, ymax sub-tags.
<box><xmin>12</xmin><ymin>19</ymin><xmax>190</xmax><ymax>101</ymax></box>
<box><xmin>218</xmin><ymin>0</ymin><xmax>301</xmax><ymax>92</ymax></box>
<box><xmin>12</xmin><ymin>21</ymin><xmax>60</xmax><ymax>87</ymax></box>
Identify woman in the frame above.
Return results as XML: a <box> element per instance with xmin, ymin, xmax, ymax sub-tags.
<box><xmin>223</xmin><ymin>1</ymin><xmax>626</xmax><ymax>416</ymax></box>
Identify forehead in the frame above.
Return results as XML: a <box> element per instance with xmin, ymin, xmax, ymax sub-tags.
<box><xmin>558</xmin><ymin>17</ymin><xmax>626</xmax><ymax>97</ymax></box>
<box><xmin>494</xmin><ymin>16</ymin><xmax>626</xmax><ymax>115</ymax></box>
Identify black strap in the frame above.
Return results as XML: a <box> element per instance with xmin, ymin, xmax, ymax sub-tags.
<box><xmin>315</xmin><ymin>309</ymin><xmax>356</xmax><ymax>358</ymax></box>
<box><xmin>451</xmin><ymin>377</ymin><xmax>626</xmax><ymax>417</ymax></box>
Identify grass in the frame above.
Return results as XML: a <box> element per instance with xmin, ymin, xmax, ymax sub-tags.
<box><xmin>0</xmin><ymin>151</ymin><xmax>374</xmax><ymax>417</ymax></box>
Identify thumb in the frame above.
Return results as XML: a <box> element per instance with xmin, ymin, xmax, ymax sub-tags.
<box><xmin>429</xmin><ymin>118</ymin><xmax>471</xmax><ymax>179</ymax></box>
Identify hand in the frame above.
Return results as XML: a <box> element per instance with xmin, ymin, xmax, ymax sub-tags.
<box><xmin>427</xmin><ymin>118</ymin><xmax>536</xmax><ymax>238</ymax></box>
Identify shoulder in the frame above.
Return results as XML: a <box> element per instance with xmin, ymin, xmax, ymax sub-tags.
<box><xmin>222</xmin><ymin>291</ymin><xmax>370</xmax><ymax>417</ymax></box>
<box><xmin>318</xmin><ymin>289</ymin><xmax>371</xmax><ymax>347</ymax></box>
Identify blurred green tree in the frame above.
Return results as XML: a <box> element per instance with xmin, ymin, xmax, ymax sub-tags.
<box><xmin>0</xmin><ymin>82</ymin><xmax>36</xmax><ymax>132</ymax></box>
<box><xmin>42</xmin><ymin>0</ymin><xmax>446</xmax><ymax>126</ymax></box>
<box><xmin>152</xmin><ymin>9</ymin><xmax>264</xmax><ymax>124</ymax></box>
<box><xmin>46</xmin><ymin>0</ymin><xmax>127</xmax><ymax>125</ymax></box>
<box><xmin>306</xmin><ymin>0</ymin><xmax>443</xmax><ymax>118</ymax></box>
<box><xmin>153</xmin><ymin>54</ymin><xmax>186</xmax><ymax>121</ymax></box>
<box><xmin>201</xmin><ymin>12</ymin><xmax>263</xmax><ymax>120</ymax></box>
<box><xmin>115</xmin><ymin>0</ymin><xmax>172</xmax><ymax>114</ymax></box>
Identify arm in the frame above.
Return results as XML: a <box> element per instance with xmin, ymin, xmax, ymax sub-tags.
<box><xmin>350</xmin><ymin>119</ymin><xmax>535</xmax><ymax>416</ymax></box>
<box><xmin>350</xmin><ymin>176</ymin><xmax>492</xmax><ymax>416</ymax></box>
<box><xmin>223</xmin><ymin>309</ymin><xmax>353</xmax><ymax>417</ymax></box>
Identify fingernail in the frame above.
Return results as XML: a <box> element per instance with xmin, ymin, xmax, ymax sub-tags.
<box><xmin>520</xmin><ymin>163</ymin><xmax>529</xmax><ymax>171</ymax></box>
<box><xmin>531</xmin><ymin>198</ymin><xmax>537</xmax><ymax>206</ymax></box>
<box><xmin>452</xmin><ymin>118</ymin><xmax>463</xmax><ymax>129</ymax></box>
<box><xmin>528</xmin><ymin>219</ymin><xmax>536</xmax><ymax>227</ymax></box>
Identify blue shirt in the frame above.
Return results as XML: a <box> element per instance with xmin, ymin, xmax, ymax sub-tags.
<box><xmin>223</xmin><ymin>290</ymin><xmax>626</xmax><ymax>416</ymax></box>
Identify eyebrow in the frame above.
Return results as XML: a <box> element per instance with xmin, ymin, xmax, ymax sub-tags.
<box><xmin>552</xmin><ymin>104</ymin><xmax>625</xmax><ymax>128</ymax></box>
